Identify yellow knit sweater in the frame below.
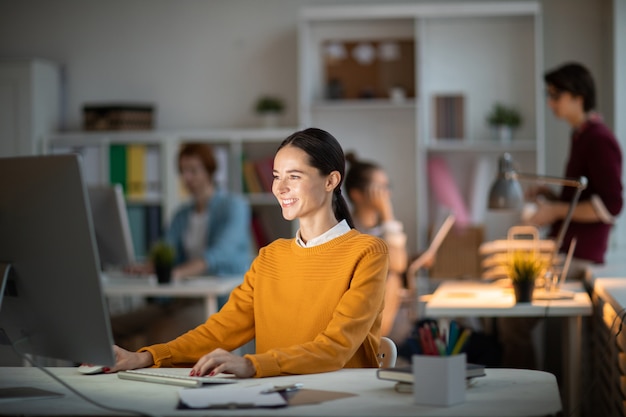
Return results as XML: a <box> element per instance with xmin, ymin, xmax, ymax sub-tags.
<box><xmin>141</xmin><ymin>229</ymin><xmax>388</xmax><ymax>377</ymax></box>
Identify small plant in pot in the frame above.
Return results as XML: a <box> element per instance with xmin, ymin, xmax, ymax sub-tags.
<box><xmin>255</xmin><ymin>95</ymin><xmax>285</xmax><ymax>128</ymax></box>
<box><xmin>487</xmin><ymin>103</ymin><xmax>522</xmax><ymax>142</ymax></box>
<box><xmin>507</xmin><ymin>251</ymin><xmax>545</xmax><ymax>303</ymax></box>
<box><xmin>149</xmin><ymin>240</ymin><xmax>176</xmax><ymax>284</ymax></box>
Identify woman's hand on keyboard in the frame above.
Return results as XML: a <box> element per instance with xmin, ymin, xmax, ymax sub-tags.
<box><xmin>108</xmin><ymin>345</ymin><xmax>154</xmax><ymax>373</ymax></box>
<box><xmin>190</xmin><ymin>348</ymin><xmax>255</xmax><ymax>378</ymax></box>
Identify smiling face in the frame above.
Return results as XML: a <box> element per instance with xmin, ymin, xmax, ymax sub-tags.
<box><xmin>272</xmin><ymin>145</ymin><xmax>339</xmax><ymax>227</ymax></box>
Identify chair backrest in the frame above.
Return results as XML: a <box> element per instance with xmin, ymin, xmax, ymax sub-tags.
<box><xmin>378</xmin><ymin>336</ymin><xmax>398</xmax><ymax>368</ymax></box>
<box><xmin>479</xmin><ymin>225</ymin><xmax>558</xmax><ymax>281</ymax></box>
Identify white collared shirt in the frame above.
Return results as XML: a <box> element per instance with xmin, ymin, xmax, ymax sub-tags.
<box><xmin>183</xmin><ymin>210</ymin><xmax>209</xmax><ymax>259</ymax></box>
<box><xmin>296</xmin><ymin>219</ymin><xmax>351</xmax><ymax>248</ymax></box>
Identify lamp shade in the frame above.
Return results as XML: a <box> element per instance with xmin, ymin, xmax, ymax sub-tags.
<box><xmin>488</xmin><ymin>153</ymin><xmax>523</xmax><ymax>209</ymax></box>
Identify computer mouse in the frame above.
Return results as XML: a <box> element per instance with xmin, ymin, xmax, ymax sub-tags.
<box><xmin>77</xmin><ymin>364</ymin><xmax>106</xmax><ymax>375</ymax></box>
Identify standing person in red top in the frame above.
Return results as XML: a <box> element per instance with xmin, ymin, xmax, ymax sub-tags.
<box><xmin>528</xmin><ymin>62</ymin><xmax>623</xmax><ymax>275</ymax></box>
<box><xmin>499</xmin><ymin>62</ymin><xmax>623</xmax><ymax>373</ymax></box>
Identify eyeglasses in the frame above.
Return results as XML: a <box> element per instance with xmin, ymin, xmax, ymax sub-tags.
<box><xmin>545</xmin><ymin>89</ymin><xmax>562</xmax><ymax>101</ymax></box>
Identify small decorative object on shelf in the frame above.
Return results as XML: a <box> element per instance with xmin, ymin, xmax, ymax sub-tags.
<box><xmin>389</xmin><ymin>86</ymin><xmax>407</xmax><ymax>104</ymax></box>
<box><xmin>486</xmin><ymin>103</ymin><xmax>522</xmax><ymax>143</ymax></box>
<box><xmin>255</xmin><ymin>95</ymin><xmax>285</xmax><ymax>128</ymax></box>
<box><xmin>149</xmin><ymin>240</ymin><xmax>176</xmax><ymax>284</ymax></box>
<box><xmin>433</xmin><ymin>94</ymin><xmax>465</xmax><ymax>140</ymax></box>
<box><xmin>507</xmin><ymin>250</ymin><xmax>544</xmax><ymax>303</ymax></box>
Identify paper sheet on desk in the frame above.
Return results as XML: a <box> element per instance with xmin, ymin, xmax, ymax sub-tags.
<box><xmin>177</xmin><ymin>383</ymin><xmax>287</xmax><ymax>409</ymax></box>
<box><xmin>428</xmin><ymin>284</ymin><xmax>515</xmax><ymax>308</ymax></box>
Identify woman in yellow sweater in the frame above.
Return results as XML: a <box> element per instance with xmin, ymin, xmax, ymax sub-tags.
<box><xmin>109</xmin><ymin>127</ymin><xmax>389</xmax><ymax>378</ymax></box>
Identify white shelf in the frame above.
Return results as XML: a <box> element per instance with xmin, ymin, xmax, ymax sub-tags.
<box><xmin>426</xmin><ymin>139</ymin><xmax>537</xmax><ymax>153</ymax></box>
<box><xmin>45</xmin><ymin>128</ymin><xmax>298</xmax><ymax>252</ymax></box>
<box><xmin>299</xmin><ymin>1</ymin><xmax>544</xmax><ymax>254</ymax></box>
<box><xmin>311</xmin><ymin>99</ymin><xmax>416</xmax><ymax>111</ymax></box>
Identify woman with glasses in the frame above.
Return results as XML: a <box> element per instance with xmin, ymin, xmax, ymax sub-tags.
<box><xmin>500</xmin><ymin>62</ymin><xmax>623</xmax><ymax>371</ymax></box>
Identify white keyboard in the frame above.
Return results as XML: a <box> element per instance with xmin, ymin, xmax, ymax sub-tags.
<box><xmin>118</xmin><ymin>369</ymin><xmax>238</xmax><ymax>388</ymax></box>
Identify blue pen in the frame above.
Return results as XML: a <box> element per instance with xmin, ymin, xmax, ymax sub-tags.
<box><xmin>446</xmin><ymin>320</ymin><xmax>459</xmax><ymax>355</ymax></box>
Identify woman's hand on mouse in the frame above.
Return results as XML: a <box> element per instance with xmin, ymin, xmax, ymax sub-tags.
<box><xmin>189</xmin><ymin>348</ymin><xmax>255</xmax><ymax>378</ymax></box>
<box><xmin>107</xmin><ymin>345</ymin><xmax>154</xmax><ymax>373</ymax></box>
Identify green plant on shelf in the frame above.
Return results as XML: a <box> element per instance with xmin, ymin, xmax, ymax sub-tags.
<box><xmin>486</xmin><ymin>103</ymin><xmax>522</xmax><ymax>128</ymax></box>
<box><xmin>255</xmin><ymin>96</ymin><xmax>285</xmax><ymax>114</ymax></box>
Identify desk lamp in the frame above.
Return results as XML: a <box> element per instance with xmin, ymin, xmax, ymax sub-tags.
<box><xmin>487</xmin><ymin>152</ymin><xmax>587</xmax><ymax>289</ymax></box>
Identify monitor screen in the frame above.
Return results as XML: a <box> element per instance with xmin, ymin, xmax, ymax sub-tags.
<box><xmin>0</xmin><ymin>154</ymin><xmax>115</xmax><ymax>366</ymax></box>
<box><xmin>87</xmin><ymin>184</ymin><xmax>135</xmax><ymax>270</ymax></box>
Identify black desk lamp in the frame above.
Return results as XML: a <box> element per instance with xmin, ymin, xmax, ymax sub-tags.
<box><xmin>488</xmin><ymin>153</ymin><xmax>588</xmax><ymax>290</ymax></box>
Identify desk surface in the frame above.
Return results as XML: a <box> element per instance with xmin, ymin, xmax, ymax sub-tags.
<box><xmin>593</xmin><ymin>277</ymin><xmax>626</xmax><ymax>312</ymax></box>
<box><xmin>101</xmin><ymin>275</ymin><xmax>242</xmax><ymax>297</ymax></box>
<box><xmin>426</xmin><ymin>280</ymin><xmax>592</xmax><ymax>317</ymax></box>
<box><xmin>0</xmin><ymin>367</ymin><xmax>560</xmax><ymax>417</ymax></box>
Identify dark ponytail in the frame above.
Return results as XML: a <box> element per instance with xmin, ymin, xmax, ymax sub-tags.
<box><xmin>278</xmin><ymin>128</ymin><xmax>355</xmax><ymax>229</ymax></box>
<box><xmin>344</xmin><ymin>151</ymin><xmax>380</xmax><ymax>202</ymax></box>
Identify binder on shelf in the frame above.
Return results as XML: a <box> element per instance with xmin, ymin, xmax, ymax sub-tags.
<box><xmin>144</xmin><ymin>145</ymin><xmax>161</xmax><ymax>200</ymax></box>
<box><xmin>51</xmin><ymin>145</ymin><xmax>103</xmax><ymax>185</ymax></box>
<box><xmin>126</xmin><ymin>144</ymin><xmax>147</xmax><ymax>198</ymax></box>
<box><xmin>145</xmin><ymin>205</ymin><xmax>163</xmax><ymax>250</ymax></box>
<box><xmin>126</xmin><ymin>205</ymin><xmax>147</xmax><ymax>258</ymax></box>
<box><xmin>254</xmin><ymin>156</ymin><xmax>274</xmax><ymax>193</ymax></box>
<box><xmin>80</xmin><ymin>146</ymin><xmax>104</xmax><ymax>186</ymax></box>
<box><xmin>242</xmin><ymin>160</ymin><xmax>263</xmax><ymax>194</ymax></box>
<box><xmin>109</xmin><ymin>144</ymin><xmax>127</xmax><ymax>193</ymax></box>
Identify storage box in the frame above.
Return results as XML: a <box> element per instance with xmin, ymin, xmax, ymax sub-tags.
<box><xmin>83</xmin><ymin>103</ymin><xmax>155</xmax><ymax>131</ymax></box>
<box><xmin>429</xmin><ymin>225</ymin><xmax>484</xmax><ymax>279</ymax></box>
<box><xmin>412</xmin><ymin>353</ymin><xmax>466</xmax><ymax>406</ymax></box>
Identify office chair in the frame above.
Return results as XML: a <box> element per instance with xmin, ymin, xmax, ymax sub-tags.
<box><xmin>479</xmin><ymin>225</ymin><xmax>559</xmax><ymax>281</ymax></box>
<box><xmin>378</xmin><ymin>336</ymin><xmax>398</xmax><ymax>368</ymax></box>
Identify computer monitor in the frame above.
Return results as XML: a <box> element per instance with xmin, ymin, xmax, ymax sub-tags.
<box><xmin>0</xmin><ymin>154</ymin><xmax>115</xmax><ymax>367</ymax></box>
<box><xmin>87</xmin><ymin>184</ymin><xmax>135</xmax><ymax>270</ymax></box>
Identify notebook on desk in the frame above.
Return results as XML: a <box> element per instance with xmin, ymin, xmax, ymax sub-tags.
<box><xmin>377</xmin><ymin>362</ymin><xmax>485</xmax><ymax>383</ymax></box>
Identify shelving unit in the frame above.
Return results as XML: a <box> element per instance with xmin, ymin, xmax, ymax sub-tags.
<box><xmin>44</xmin><ymin>128</ymin><xmax>298</xmax><ymax>258</ymax></box>
<box><xmin>298</xmin><ymin>1</ymin><xmax>544</xmax><ymax>254</ymax></box>
<box><xmin>0</xmin><ymin>59</ymin><xmax>61</xmax><ymax>157</ymax></box>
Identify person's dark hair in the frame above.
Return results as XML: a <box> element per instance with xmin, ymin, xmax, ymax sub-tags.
<box><xmin>177</xmin><ymin>143</ymin><xmax>218</xmax><ymax>180</ymax></box>
<box><xmin>344</xmin><ymin>152</ymin><xmax>380</xmax><ymax>200</ymax></box>
<box><xmin>544</xmin><ymin>62</ymin><xmax>596</xmax><ymax>112</ymax></box>
<box><xmin>277</xmin><ymin>127</ymin><xmax>355</xmax><ymax>228</ymax></box>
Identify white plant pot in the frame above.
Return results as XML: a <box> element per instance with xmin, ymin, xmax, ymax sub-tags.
<box><xmin>259</xmin><ymin>112</ymin><xmax>281</xmax><ymax>128</ymax></box>
<box><xmin>493</xmin><ymin>125</ymin><xmax>513</xmax><ymax>143</ymax></box>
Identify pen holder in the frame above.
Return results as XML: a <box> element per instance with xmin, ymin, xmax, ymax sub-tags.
<box><xmin>412</xmin><ymin>353</ymin><xmax>466</xmax><ymax>406</ymax></box>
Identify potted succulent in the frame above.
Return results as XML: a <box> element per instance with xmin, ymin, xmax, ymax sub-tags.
<box><xmin>507</xmin><ymin>250</ymin><xmax>544</xmax><ymax>303</ymax></box>
<box><xmin>149</xmin><ymin>240</ymin><xmax>176</xmax><ymax>284</ymax></box>
<box><xmin>255</xmin><ymin>95</ymin><xmax>285</xmax><ymax>128</ymax></box>
<box><xmin>486</xmin><ymin>103</ymin><xmax>522</xmax><ymax>142</ymax></box>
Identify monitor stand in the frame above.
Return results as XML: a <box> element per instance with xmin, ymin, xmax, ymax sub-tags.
<box><xmin>0</xmin><ymin>263</ymin><xmax>64</xmax><ymax>401</ymax></box>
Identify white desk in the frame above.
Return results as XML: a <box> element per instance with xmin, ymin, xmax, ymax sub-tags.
<box><xmin>101</xmin><ymin>275</ymin><xmax>243</xmax><ymax>318</ymax></box>
<box><xmin>425</xmin><ymin>280</ymin><xmax>592</xmax><ymax>417</ymax></box>
<box><xmin>0</xmin><ymin>367</ymin><xmax>561</xmax><ymax>416</ymax></box>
